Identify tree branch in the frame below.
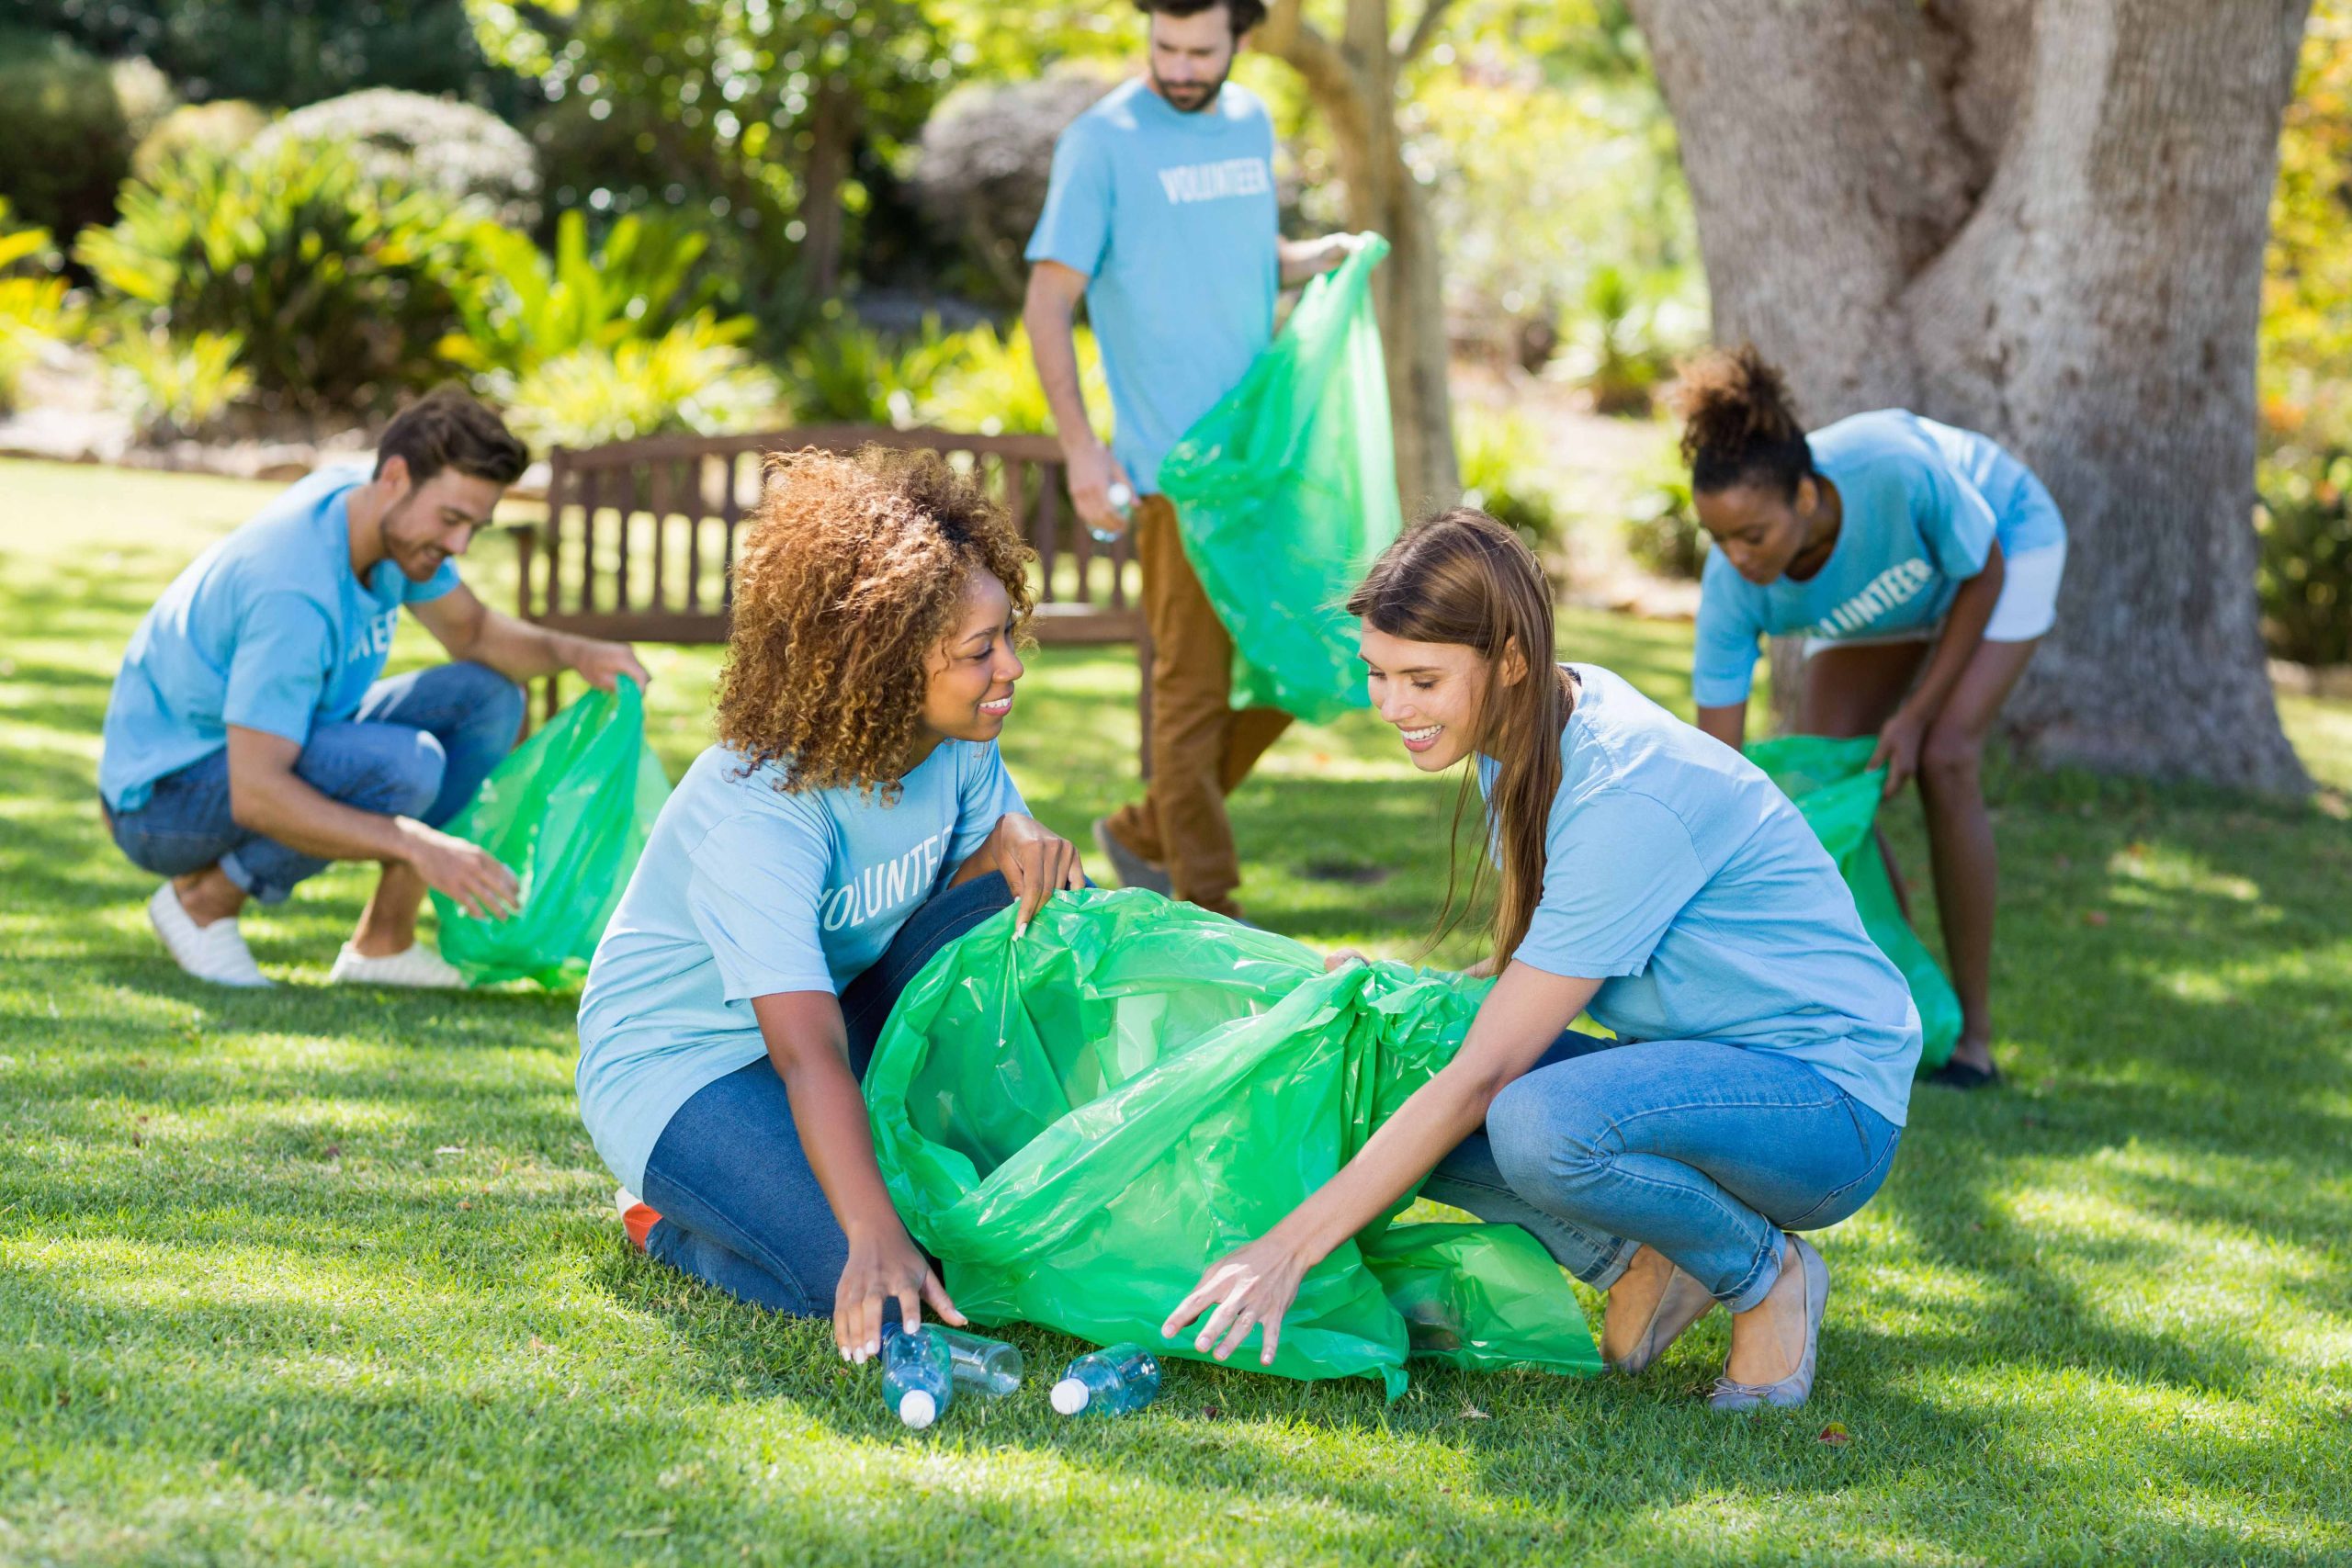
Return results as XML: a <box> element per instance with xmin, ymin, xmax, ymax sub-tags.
<box><xmin>1259</xmin><ymin>0</ymin><xmax>1374</xmax><ymax>153</ymax></box>
<box><xmin>1395</xmin><ymin>0</ymin><xmax>1460</xmax><ymax>63</ymax></box>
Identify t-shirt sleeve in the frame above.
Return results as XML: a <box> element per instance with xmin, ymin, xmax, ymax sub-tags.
<box><xmin>1916</xmin><ymin>455</ymin><xmax>1997</xmax><ymax>580</ymax></box>
<box><xmin>1691</xmin><ymin>558</ymin><xmax>1765</xmax><ymax>708</ymax></box>
<box><xmin>402</xmin><ymin>558</ymin><xmax>463</xmax><ymax>604</ymax></box>
<box><xmin>1514</xmin><ymin>790</ymin><xmax>1710</xmax><ymax>980</ymax></box>
<box><xmin>221</xmin><ymin>591</ymin><xmax>335</xmax><ymax>745</ymax></box>
<box><xmin>684</xmin><ymin>807</ymin><xmax>838</xmax><ymax>1001</ymax></box>
<box><xmin>1025</xmin><ymin>122</ymin><xmax>1113</xmax><ymax>277</ymax></box>
<box><xmin>947</xmin><ymin>743</ymin><xmax>1030</xmax><ymax>872</ymax></box>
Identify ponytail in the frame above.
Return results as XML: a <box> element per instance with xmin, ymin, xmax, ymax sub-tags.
<box><xmin>1349</xmin><ymin>509</ymin><xmax>1569</xmax><ymax>968</ymax></box>
<box><xmin>1671</xmin><ymin>344</ymin><xmax>1814</xmax><ymax>498</ymax></box>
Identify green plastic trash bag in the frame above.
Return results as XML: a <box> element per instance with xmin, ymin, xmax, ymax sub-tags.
<box><xmin>430</xmin><ymin>677</ymin><xmax>671</xmax><ymax>988</ymax></box>
<box><xmin>865</xmin><ymin>887</ymin><xmax>1600</xmax><ymax>1399</ymax></box>
<box><xmin>1745</xmin><ymin>735</ymin><xmax>1962</xmax><ymax>1071</ymax></box>
<box><xmin>1158</xmin><ymin>234</ymin><xmax>1402</xmax><ymax>723</ymax></box>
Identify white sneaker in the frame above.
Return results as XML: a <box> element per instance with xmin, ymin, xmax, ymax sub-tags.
<box><xmin>146</xmin><ymin>882</ymin><xmax>274</xmax><ymax>987</ymax></box>
<box><xmin>327</xmin><ymin>942</ymin><xmax>469</xmax><ymax>989</ymax></box>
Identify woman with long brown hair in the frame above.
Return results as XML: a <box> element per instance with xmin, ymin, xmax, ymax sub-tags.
<box><xmin>576</xmin><ymin>446</ymin><xmax>1086</xmax><ymax>1363</ymax></box>
<box><xmin>1163</xmin><ymin>510</ymin><xmax>1920</xmax><ymax>1409</ymax></box>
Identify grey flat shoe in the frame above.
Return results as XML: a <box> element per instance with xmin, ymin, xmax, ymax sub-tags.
<box><xmin>1708</xmin><ymin>1234</ymin><xmax>1829</xmax><ymax>1412</ymax></box>
<box><xmin>1092</xmin><ymin>817</ymin><xmax>1173</xmax><ymax>897</ymax></box>
<box><xmin>1607</xmin><ymin>1259</ymin><xmax>1719</xmax><ymax>1374</ymax></box>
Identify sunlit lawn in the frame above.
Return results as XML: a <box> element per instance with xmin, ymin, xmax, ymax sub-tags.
<box><xmin>3</xmin><ymin>457</ymin><xmax>2348</xmax><ymax>1565</ymax></box>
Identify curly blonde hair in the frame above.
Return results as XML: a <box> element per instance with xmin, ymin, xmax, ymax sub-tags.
<box><xmin>716</xmin><ymin>446</ymin><xmax>1036</xmax><ymax>800</ymax></box>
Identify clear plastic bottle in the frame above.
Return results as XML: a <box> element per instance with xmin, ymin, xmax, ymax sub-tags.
<box><xmin>1049</xmin><ymin>1342</ymin><xmax>1162</xmax><ymax>1417</ymax></box>
<box><xmin>1090</xmin><ymin>481</ymin><xmax>1136</xmax><ymax>547</ymax></box>
<box><xmin>881</xmin><ymin>1324</ymin><xmax>954</xmax><ymax>1429</ymax></box>
<box><xmin>880</xmin><ymin>1321</ymin><xmax>1024</xmax><ymax>1397</ymax></box>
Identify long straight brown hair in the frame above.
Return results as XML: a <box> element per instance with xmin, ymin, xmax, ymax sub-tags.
<box><xmin>1348</xmin><ymin>509</ymin><xmax>1572</xmax><ymax>967</ymax></box>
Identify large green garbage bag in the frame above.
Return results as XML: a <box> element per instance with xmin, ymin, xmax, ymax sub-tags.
<box><xmin>1746</xmin><ymin>735</ymin><xmax>1962</xmax><ymax>1071</ymax></box>
<box><xmin>865</xmin><ymin>887</ymin><xmax>1600</xmax><ymax>1400</ymax></box>
<box><xmin>1158</xmin><ymin>234</ymin><xmax>1402</xmax><ymax>723</ymax></box>
<box><xmin>430</xmin><ymin>677</ymin><xmax>671</xmax><ymax>988</ymax></box>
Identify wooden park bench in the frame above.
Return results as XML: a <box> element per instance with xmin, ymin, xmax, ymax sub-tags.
<box><xmin>507</xmin><ymin>425</ymin><xmax>1154</xmax><ymax>767</ymax></box>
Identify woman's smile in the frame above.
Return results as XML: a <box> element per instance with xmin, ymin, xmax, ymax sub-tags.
<box><xmin>1397</xmin><ymin>721</ymin><xmax>1443</xmax><ymax>753</ymax></box>
<box><xmin>979</xmin><ymin>693</ymin><xmax>1014</xmax><ymax>718</ymax></box>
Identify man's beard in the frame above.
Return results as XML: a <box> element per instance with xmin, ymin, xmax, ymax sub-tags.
<box><xmin>377</xmin><ymin>495</ymin><xmax>444</xmax><ymax>581</ymax></box>
<box><xmin>1151</xmin><ymin>61</ymin><xmax>1228</xmax><ymax>113</ymax></box>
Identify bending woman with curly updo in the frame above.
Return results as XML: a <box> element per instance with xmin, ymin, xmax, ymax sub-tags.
<box><xmin>1676</xmin><ymin>348</ymin><xmax>2069</xmax><ymax>1089</ymax></box>
<box><xmin>575</xmin><ymin>446</ymin><xmax>1085</xmax><ymax>1360</ymax></box>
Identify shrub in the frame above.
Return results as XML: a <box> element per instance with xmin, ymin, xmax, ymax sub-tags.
<box><xmin>1457</xmin><ymin>408</ymin><xmax>1564</xmax><ymax>550</ymax></box>
<box><xmin>2256</xmin><ymin>449</ymin><xmax>2352</xmax><ymax>667</ymax></box>
<box><xmin>133</xmin><ymin>99</ymin><xmax>271</xmax><ymax>183</ymax></box>
<box><xmin>0</xmin><ymin>201</ymin><xmax>81</xmax><ymax>412</ymax></box>
<box><xmin>1623</xmin><ymin>463</ymin><xmax>1705</xmax><ymax>581</ymax></box>
<box><xmin>911</xmin><ymin>74</ymin><xmax>1117</xmax><ymax>307</ymax></box>
<box><xmin>247</xmin><ymin>88</ymin><xmax>541</xmax><ymax>229</ymax></box>
<box><xmin>921</xmin><ymin>321</ymin><xmax>1110</xmax><ymax>441</ymax></box>
<box><xmin>446</xmin><ymin>210</ymin><xmax>727</xmax><ymax>378</ymax></box>
<box><xmin>502</xmin><ymin>317</ymin><xmax>781</xmax><ymax>450</ymax></box>
<box><xmin>76</xmin><ymin>141</ymin><xmax>484</xmax><ymax>415</ymax></box>
<box><xmin>786</xmin><ymin>312</ymin><xmax>965</xmax><ymax>428</ymax></box>
<box><xmin>102</xmin><ymin>327</ymin><xmax>254</xmax><ymax>440</ymax></box>
<box><xmin>1561</xmin><ymin>264</ymin><xmax>1689</xmax><ymax>416</ymax></box>
<box><xmin>0</xmin><ymin>28</ymin><xmax>132</xmax><ymax>240</ymax></box>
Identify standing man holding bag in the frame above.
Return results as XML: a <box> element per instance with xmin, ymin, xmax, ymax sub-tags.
<box><xmin>1024</xmin><ymin>0</ymin><xmax>1352</xmax><ymax>920</ymax></box>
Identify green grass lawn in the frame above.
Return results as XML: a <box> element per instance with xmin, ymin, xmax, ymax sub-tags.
<box><xmin>4</xmin><ymin>457</ymin><xmax>2349</xmax><ymax>1566</ymax></box>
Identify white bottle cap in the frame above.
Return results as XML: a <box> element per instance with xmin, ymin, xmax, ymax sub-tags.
<box><xmin>899</xmin><ymin>1389</ymin><xmax>937</xmax><ymax>1429</ymax></box>
<box><xmin>1106</xmin><ymin>482</ymin><xmax>1134</xmax><ymax>509</ymax></box>
<box><xmin>1049</xmin><ymin>1377</ymin><xmax>1090</xmax><ymax>1416</ymax></box>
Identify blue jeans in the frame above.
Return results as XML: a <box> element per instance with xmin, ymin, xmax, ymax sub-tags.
<box><xmin>1427</xmin><ymin>1032</ymin><xmax>1903</xmax><ymax>1313</ymax></box>
<box><xmin>636</xmin><ymin>871</ymin><xmax>1018</xmax><ymax>1315</ymax></box>
<box><xmin>106</xmin><ymin>661</ymin><xmax>525</xmax><ymax>904</ymax></box>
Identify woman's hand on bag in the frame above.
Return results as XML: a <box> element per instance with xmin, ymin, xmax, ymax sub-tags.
<box><xmin>1869</xmin><ymin>705</ymin><xmax>1928</xmax><ymax>799</ymax></box>
<box><xmin>990</xmin><ymin>814</ymin><xmax>1088</xmax><ymax>937</ymax></box>
<box><xmin>834</xmin><ymin>1219</ymin><xmax>965</xmax><ymax>1363</ymax></box>
<box><xmin>1325</xmin><ymin>948</ymin><xmax>1370</xmax><ymax>972</ymax></box>
<box><xmin>1161</xmin><ymin>1232</ymin><xmax>1312</xmax><ymax>1367</ymax></box>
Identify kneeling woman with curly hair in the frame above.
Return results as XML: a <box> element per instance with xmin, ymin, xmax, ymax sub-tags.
<box><xmin>576</xmin><ymin>446</ymin><xmax>1085</xmax><ymax>1360</ymax></box>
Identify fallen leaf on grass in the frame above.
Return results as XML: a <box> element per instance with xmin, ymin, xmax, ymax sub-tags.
<box><xmin>2083</xmin><ymin>909</ymin><xmax>2109</xmax><ymax>928</ymax></box>
<box><xmin>1818</xmin><ymin>1423</ymin><xmax>1851</xmax><ymax>1446</ymax></box>
<box><xmin>1459</xmin><ymin>1402</ymin><xmax>1490</xmax><ymax>1421</ymax></box>
<box><xmin>435</xmin><ymin>1145</ymin><xmax>464</xmax><ymax>1156</ymax></box>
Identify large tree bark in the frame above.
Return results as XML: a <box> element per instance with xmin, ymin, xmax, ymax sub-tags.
<box><xmin>1630</xmin><ymin>0</ymin><xmax>2313</xmax><ymax>793</ymax></box>
<box><xmin>1262</xmin><ymin>0</ymin><xmax>1461</xmax><ymax>513</ymax></box>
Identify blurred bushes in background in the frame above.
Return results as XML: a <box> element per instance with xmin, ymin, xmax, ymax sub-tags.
<box><xmin>1456</xmin><ymin>407</ymin><xmax>1564</xmax><ymax>550</ymax></box>
<box><xmin>248</xmin><ymin>89</ymin><xmax>541</xmax><ymax>229</ymax></box>
<box><xmin>0</xmin><ymin>29</ymin><xmax>135</xmax><ymax>242</ymax></box>
<box><xmin>0</xmin><ymin>200</ymin><xmax>82</xmax><ymax>412</ymax></box>
<box><xmin>2256</xmin><ymin>449</ymin><xmax>2352</xmax><ymax>667</ymax></box>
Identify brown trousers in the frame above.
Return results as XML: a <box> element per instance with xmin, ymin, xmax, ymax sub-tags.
<box><xmin>1103</xmin><ymin>494</ymin><xmax>1291</xmax><ymax>914</ymax></box>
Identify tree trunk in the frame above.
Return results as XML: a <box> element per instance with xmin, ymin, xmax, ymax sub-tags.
<box><xmin>1630</xmin><ymin>0</ymin><xmax>2313</xmax><ymax>793</ymax></box>
<box><xmin>1262</xmin><ymin>0</ymin><xmax>1461</xmax><ymax>513</ymax></box>
<box><xmin>799</xmin><ymin>75</ymin><xmax>857</xmax><ymax>300</ymax></box>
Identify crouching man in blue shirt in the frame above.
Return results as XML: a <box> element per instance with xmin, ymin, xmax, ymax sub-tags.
<box><xmin>98</xmin><ymin>388</ymin><xmax>648</xmax><ymax>989</ymax></box>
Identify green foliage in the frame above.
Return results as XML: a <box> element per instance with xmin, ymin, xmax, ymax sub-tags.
<box><xmin>921</xmin><ymin>320</ymin><xmax>1109</xmax><ymax>440</ymax></box>
<box><xmin>503</xmin><ymin>316</ymin><xmax>781</xmax><ymax>450</ymax></box>
<box><xmin>470</xmin><ymin>0</ymin><xmax>947</xmax><ymax>286</ymax></box>
<box><xmin>2262</xmin><ymin>1</ymin><xmax>2352</xmax><ymax>453</ymax></box>
<box><xmin>2256</xmin><ymin>447</ymin><xmax>2352</xmax><ymax>666</ymax></box>
<box><xmin>447</xmin><ymin>209</ymin><xmax>727</xmax><ymax>377</ymax></box>
<box><xmin>100</xmin><ymin>327</ymin><xmax>255</xmax><ymax>440</ymax></box>
<box><xmin>0</xmin><ymin>201</ymin><xmax>81</xmax><ymax>412</ymax></box>
<box><xmin>0</xmin><ymin>28</ymin><xmax>133</xmax><ymax>241</ymax></box>
<box><xmin>1455</xmin><ymin>407</ymin><xmax>1563</xmax><ymax>548</ymax></box>
<box><xmin>1623</xmin><ymin>460</ymin><xmax>1704</xmax><ymax>581</ymax></box>
<box><xmin>1564</xmin><ymin>262</ymin><xmax>1691</xmax><ymax>415</ymax></box>
<box><xmin>17</xmin><ymin>0</ymin><xmax>524</xmax><ymax>111</ymax></box>
<box><xmin>248</xmin><ymin>88</ymin><xmax>542</xmax><ymax>228</ymax></box>
<box><xmin>786</xmin><ymin>311</ymin><xmax>962</xmax><ymax>426</ymax></box>
<box><xmin>75</xmin><ymin>142</ymin><xmax>484</xmax><ymax>415</ymax></box>
<box><xmin>131</xmin><ymin>99</ymin><xmax>271</xmax><ymax>183</ymax></box>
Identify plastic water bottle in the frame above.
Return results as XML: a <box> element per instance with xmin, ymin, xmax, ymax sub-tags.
<box><xmin>1049</xmin><ymin>1342</ymin><xmax>1162</xmax><ymax>1417</ymax></box>
<box><xmin>881</xmin><ymin>1324</ymin><xmax>954</xmax><ymax>1429</ymax></box>
<box><xmin>880</xmin><ymin>1320</ymin><xmax>1024</xmax><ymax>1397</ymax></box>
<box><xmin>1090</xmin><ymin>481</ymin><xmax>1135</xmax><ymax>547</ymax></box>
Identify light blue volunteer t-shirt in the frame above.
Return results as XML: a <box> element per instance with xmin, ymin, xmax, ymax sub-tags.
<box><xmin>574</xmin><ymin>739</ymin><xmax>1028</xmax><ymax>1192</ymax></box>
<box><xmin>1691</xmin><ymin>410</ymin><xmax>2067</xmax><ymax>706</ymax></box>
<box><xmin>1024</xmin><ymin>77</ymin><xmax>1280</xmax><ymax>494</ymax></box>
<box><xmin>99</xmin><ymin>463</ymin><xmax>461</xmax><ymax>812</ymax></box>
<box><xmin>1484</xmin><ymin>665</ymin><xmax>1923</xmax><ymax>1126</ymax></box>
